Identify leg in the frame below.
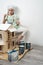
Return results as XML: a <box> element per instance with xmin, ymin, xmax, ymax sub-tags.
<box><xmin>17</xmin><ymin>34</ymin><xmax>24</xmax><ymax>43</ymax></box>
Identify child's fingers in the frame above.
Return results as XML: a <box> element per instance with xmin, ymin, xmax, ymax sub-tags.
<box><xmin>16</xmin><ymin>21</ymin><xmax>20</xmax><ymax>25</ymax></box>
<box><xmin>4</xmin><ymin>14</ymin><xmax>6</xmax><ymax>17</ymax></box>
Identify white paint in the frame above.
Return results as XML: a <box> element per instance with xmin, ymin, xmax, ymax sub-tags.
<box><xmin>0</xmin><ymin>0</ymin><xmax>43</xmax><ymax>46</ymax></box>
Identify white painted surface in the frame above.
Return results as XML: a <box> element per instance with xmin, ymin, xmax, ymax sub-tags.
<box><xmin>0</xmin><ymin>0</ymin><xmax>43</xmax><ymax>45</ymax></box>
<box><xmin>8</xmin><ymin>25</ymin><xmax>27</xmax><ymax>32</ymax></box>
<box><xmin>0</xmin><ymin>24</ymin><xmax>11</xmax><ymax>30</ymax></box>
<box><xmin>0</xmin><ymin>40</ymin><xmax>5</xmax><ymax>45</ymax></box>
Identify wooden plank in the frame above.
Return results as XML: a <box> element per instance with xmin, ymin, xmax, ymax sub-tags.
<box><xmin>0</xmin><ymin>53</ymin><xmax>8</xmax><ymax>60</ymax></box>
<box><xmin>18</xmin><ymin>49</ymin><xmax>28</xmax><ymax>60</ymax></box>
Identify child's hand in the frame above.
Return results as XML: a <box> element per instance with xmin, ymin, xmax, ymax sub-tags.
<box><xmin>3</xmin><ymin>14</ymin><xmax>7</xmax><ymax>23</ymax></box>
<box><xmin>16</xmin><ymin>21</ymin><xmax>20</xmax><ymax>26</ymax></box>
<box><xmin>4</xmin><ymin>14</ymin><xmax>7</xmax><ymax>18</ymax></box>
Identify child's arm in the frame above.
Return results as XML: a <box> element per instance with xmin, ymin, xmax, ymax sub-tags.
<box><xmin>3</xmin><ymin>14</ymin><xmax>7</xmax><ymax>24</ymax></box>
<box><xmin>14</xmin><ymin>14</ymin><xmax>20</xmax><ymax>26</ymax></box>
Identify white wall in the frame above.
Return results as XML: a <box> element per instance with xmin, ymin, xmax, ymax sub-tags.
<box><xmin>0</xmin><ymin>0</ymin><xmax>43</xmax><ymax>46</ymax></box>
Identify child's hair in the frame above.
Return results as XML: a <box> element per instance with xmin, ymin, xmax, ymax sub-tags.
<box><xmin>8</xmin><ymin>6</ymin><xmax>15</xmax><ymax>10</ymax></box>
<box><xmin>7</xmin><ymin>5</ymin><xmax>15</xmax><ymax>15</ymax></box>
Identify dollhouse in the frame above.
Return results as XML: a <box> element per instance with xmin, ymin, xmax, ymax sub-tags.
<box><xmin>0</xmin><ymin>24</ymin><xmax>22</xmax><ymax>53</ymax></box>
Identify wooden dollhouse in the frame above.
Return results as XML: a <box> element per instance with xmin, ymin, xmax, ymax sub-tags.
<box><xmin>0</xmin><ymin>24</ymin><xmax>32</xmax><ymax>61</ymax></box>
<box><xmin>0</xmin><ymin>24</ymin><xmax>22</xmax><ymax>53</ymax></box>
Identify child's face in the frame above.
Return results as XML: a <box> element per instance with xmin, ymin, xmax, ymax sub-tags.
<box><xmin>8</xmin><ymin>8</ymin><xmax>14</xmax><ymax>15</ymax></box>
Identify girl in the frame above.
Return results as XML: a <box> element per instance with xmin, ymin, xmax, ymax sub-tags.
<box><xmin>3</xmin><ymin>6</ymin><xmax>20</xmax><ymax>26</ymax></box>
<box><xmin>3</xmin><ymin>6</ymin><xmax>28</xmax><ymax>43</ymax></box>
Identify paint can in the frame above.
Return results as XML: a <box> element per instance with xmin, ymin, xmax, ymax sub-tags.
<box><xmin>8</xmin><ymin>50</ymin><xmax>19</xmax><ymax>62</ymax></box>
<box><xmin>11</xmin><ymin>50</ymin><xmax>19</xmax><ymax>62</ymax></box>
<box><xmin>19</xmin><ymin>45</ymin><xmax>25</xmax><ymax>55</ymax></box>
<box><xmin>26</xmin><ymin>43</ymin><xmax>31</xmax><ymax>50</ymax></box>
<box><xmin>19</xmin><ymin>41</ymin><xmax>25</xmax><ymax>45</ymax></box>
<box><xmin>8</xmin><ymin>50</ymin><xmax>12</xmax><ymax>62</ymax></box>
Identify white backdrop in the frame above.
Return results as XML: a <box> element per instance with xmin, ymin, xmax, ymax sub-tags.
<box><xmin>0</xmin><ymin>0</ymin><xmax>43</xmax><ymax>46</ymax></box>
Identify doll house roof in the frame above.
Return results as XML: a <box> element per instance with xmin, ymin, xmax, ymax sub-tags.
<box><xmin>0</xmin><ymin>24</ymin><xmax>11</xmax><ymax>45</ymax></box>
<box><xmin>0</xmin><ymin>24</ymin><xmax>27</xmax><ymax>32</ymax></box>
<box><xmin>0</xmin><ymin>24</ymin><xmax>11</xmax><ymax>31</ymax></box>
<box><xmin>8</xmin><ymin>25</ymin><xmax>27</xmax><ymax>32</ymax></box>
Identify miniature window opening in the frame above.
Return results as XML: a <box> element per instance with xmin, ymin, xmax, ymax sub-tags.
<box><xmin>0</xmin><ymin>34</ymin><xmax>2</xmax><ymax>40</ymax></box>
<box><xmin>12</xmin><ymin>32</ymin><xmax>14</xmax><ymax>37</ymax></box>
<box><xmin>8</xmin><ymin>43</ymin><xmax>10</xmax><ymax>49</ymax></box>
<box><xmin>0</xmin><ymin>46</ymin><xmax>2</xmax><ymax>50</ymax></box>
<box><xmin>12</xmin><ymin>41</ymin><xmax>14</xmax><ymax>46</ymax></box>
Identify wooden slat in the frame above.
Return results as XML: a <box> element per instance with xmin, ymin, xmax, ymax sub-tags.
<box><xmin>18</xmin><ymin>49</ymin><xmax>28</xmax><ymax>60</ymax></box>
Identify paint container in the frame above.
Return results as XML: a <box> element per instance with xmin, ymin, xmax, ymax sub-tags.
<box><xmin>26</xmin><ymin>43</ymin><xmax>31</xmax><ymax>50</ymax></box>
<box><xmin>8</xmin><ymin>50</ymin><xmax>19</xmax><ymax>62</ymax></box>
<box><xmin>19</xmin><ymin>41</ymin><xmax>25</xmax><ymax>46</ymax></box>
<box><xmin>11</xmin><ymin>50</ymin><xmax>19</xmax><ymax>62</ymax></box>
<box><xmin>19</xmin><ymin>45</ymin><xmax>25</xmax><ymax>55</ymax></box>
<box><xmin>8</xmin><ymin>50</ymin><xmax>12</xmax><ymax>62</ymax></box>
<box><xmin>19</xmin><ymin>41</ymin><xmax>25</xmax><ymax>55</ymax></box>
